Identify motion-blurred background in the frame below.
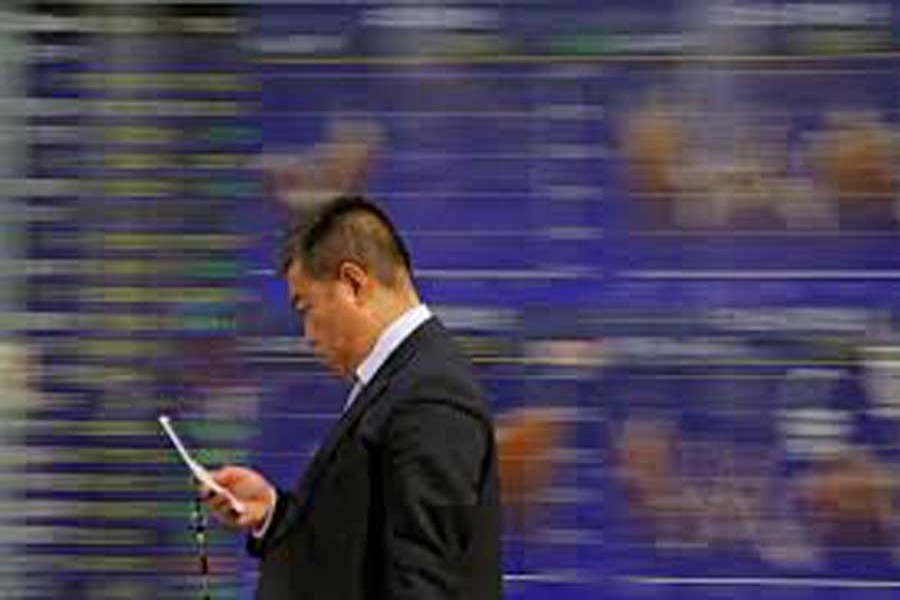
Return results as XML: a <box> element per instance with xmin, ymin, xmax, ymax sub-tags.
<box><xmin>6</xmin><ymin>1</ymin><xmax>900</xmax><ymax>598</ymax></box>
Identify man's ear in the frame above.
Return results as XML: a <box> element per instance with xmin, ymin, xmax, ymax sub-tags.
<box><xmin>337</xmin><ymin>261</ymin><xmax>370</xmax><ymax>303</ymax></box>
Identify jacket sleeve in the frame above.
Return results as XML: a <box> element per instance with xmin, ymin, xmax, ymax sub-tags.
<box><xmin>381</xmin><ymin>399</ymin><xmax>489</xmax><ymax>599</ymax></box>
<box><xmin>245</xmin><ymin>487</ymin><xmax>303</xmax><ymax>558</ymax></box>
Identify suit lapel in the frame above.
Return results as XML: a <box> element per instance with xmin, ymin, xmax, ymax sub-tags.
<box><xmin>295</xmin><ymin>377</ymin><xmax>387</xmax><ymax>497</ymax></box>
<box><xmin>293</xmin><ymin>318</ymin><xmax>440</xmax><ymax>504</ymax></box>
<box><xmin>300</xmin><ymin>378</ymin><xmax>387</xmax><ymax>490</ymax></box>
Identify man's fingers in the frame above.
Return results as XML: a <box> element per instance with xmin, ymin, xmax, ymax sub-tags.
<box><xmin>204</xmin><ymin>495</ymin><xmax>243</xmax><ymax>526</ymax></box>
<box><xmin>211</xmin><ymin>466</ymin><xmax>244</xmax><ymax>487</ymax></box>
<box><xmin>197</xmin><ymin>483</ymin><xmax>215</xmax><ymax>501</ymax></box>
<box><xmin>233</xmin><ymin>510</ymin><xmax>257</xmax><ymax>530</ymax></box>
<box><xmin>206</xmin><ymin>493</ymin><xmax>234</xmax><ymax>514</ymax></box>
<box><xmin>208</xmin><ymin>506</ymin><xmax>242</xmax><ymax>529</ymax></box>
<box><xmin>201</xmin><ymin>496</ymin><xmax>252</xmax><ymax>530</ymax></box>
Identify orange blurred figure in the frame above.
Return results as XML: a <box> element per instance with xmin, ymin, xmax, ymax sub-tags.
<box><xmin>621</xmin><ymin>101</ymin><xmax>683</xmax><ymax>198</ymax></box>
<box><xmin>261</xmin><ymin>117</ymin><xmax>385</xmax><ymax>213</ymax></box>
<box><xmin>616</xmin><ymin>419</ymin><xmax>704</xmax><ymax>535</ymax></box>
<box><xmin>496</xmin><ymin>408</ymin><xmax>567</xmax><ymax>531</ymax></box>
<box><xmin>813</xmin><ymin>113</ymin><xmax>895</xmax><ymax>200</ymax></box>
<box><xmin>799</xmin><ymin>449</ymin><xmax>896</xmax><ymax>547</ymax></box>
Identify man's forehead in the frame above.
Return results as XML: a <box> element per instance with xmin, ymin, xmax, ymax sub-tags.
<box><xmin>286</xmin><ymin>257</ymin><xmax>311</xmax><ymax>277</ymax></box>
<box><xmin>286</xmin><ymin>260</ymin><xmax>311</xmax><ymax>291</ymax></box>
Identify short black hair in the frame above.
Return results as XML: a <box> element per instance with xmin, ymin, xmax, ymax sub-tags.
<box><xmin>278</xmin><ymin>195</ymin><xmax>413</xmax><ymax>286</ymax></box>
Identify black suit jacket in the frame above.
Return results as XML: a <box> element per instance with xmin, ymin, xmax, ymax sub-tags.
<box><xmin>248</xmin><ymin>317</ymin><xmax>502</xmax><ymax>600</ymax></box>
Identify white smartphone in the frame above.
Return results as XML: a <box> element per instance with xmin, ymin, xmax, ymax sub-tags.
<box><xmin>158</xmin><ymin>414</ymin><xmax>246</xmax><ymax>515</ymax></box>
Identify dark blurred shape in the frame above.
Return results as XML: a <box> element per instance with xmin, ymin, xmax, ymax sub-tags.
<box><xmin>798</xmin><ymin>449</ymin><xmax>896</xmax><ymax>547</ymax></box>
<box><xmin>497</xmin><ymin>407</ymin><xmax>567</xmax><ymax>532</ymax></box>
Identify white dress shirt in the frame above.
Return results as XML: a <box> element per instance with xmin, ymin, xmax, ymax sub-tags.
<box><xmin>345</xmin><ymin>303</ymin><xmax>432</xmax><ymax>411</ymax></box>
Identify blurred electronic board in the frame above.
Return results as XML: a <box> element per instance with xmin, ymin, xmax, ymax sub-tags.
<box><xmin>13</xmin><ymin>1</ymin><xmax>900</xmax><ymax>599</ymax></box>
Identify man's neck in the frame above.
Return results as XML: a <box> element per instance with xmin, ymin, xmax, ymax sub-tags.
<box><xmin>376</xmin><ymin>298</ymin><xmax>419</xmax><ymax>334</ymax></box>
<box><xmin>349</xmin><ymin>300</ymin><xmax>428</xmax><ymax>386</ymax></box>
<box><xmin>348</xmin><ymin>294</ymin><xmax>420</xmax><ymax>380</ymax></box>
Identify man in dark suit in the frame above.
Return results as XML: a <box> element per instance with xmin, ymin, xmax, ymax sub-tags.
<box><xmin>202</xmin><ymin>196</ymin><xmax>502</xmax><ymax>599</ymax></box>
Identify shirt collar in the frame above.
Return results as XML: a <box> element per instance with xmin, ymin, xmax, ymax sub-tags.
<box><xmin>354</xmin><ymin>303</ymin><xmax>432</xmax><ymax>387</ymax></box>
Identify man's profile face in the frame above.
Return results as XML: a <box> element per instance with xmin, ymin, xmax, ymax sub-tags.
<box><xmin>285</xmin><ymin>259</ymin><xmax>362</xmax><ymax>378</ymax></box>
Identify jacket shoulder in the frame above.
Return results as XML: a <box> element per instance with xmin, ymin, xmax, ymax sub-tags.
<box><xmin>359</xmin><ymin>319</ymin><xmax>492</xmax><ymax>440</ymax></box>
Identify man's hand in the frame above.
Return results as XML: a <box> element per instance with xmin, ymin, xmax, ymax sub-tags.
<box><xmin>199</xmin><ymin>465</ymin><xmax>276</xmax><ymax>532</ymax></box>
